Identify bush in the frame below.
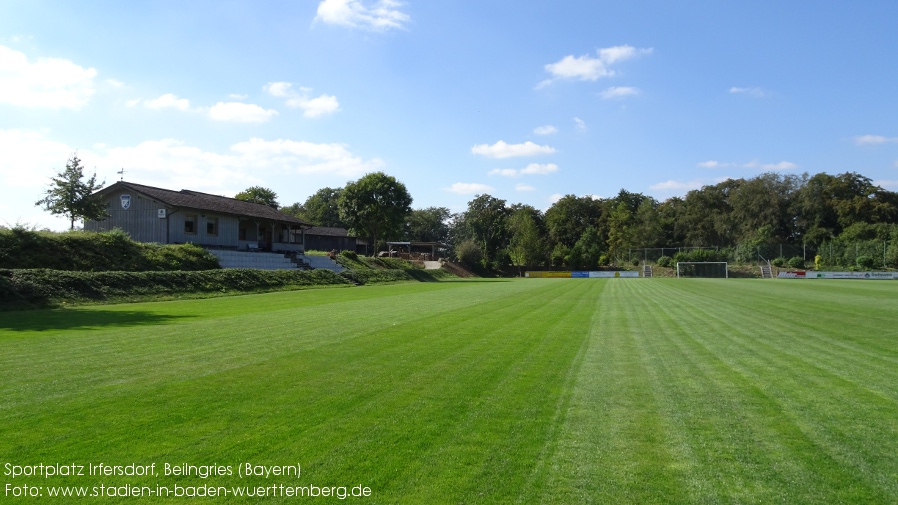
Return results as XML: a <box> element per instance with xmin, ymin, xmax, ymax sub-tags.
<box><xmin>856</xmin><ymin>256</ymin><xmax>875</xmax><ymax>269</ymax></box>
<box><xmin>455</xmin><ymin>240</ymin><xmax>483</xmax><ymax>268</ymax></box>
<box><xmin>0</xmin><ymin>228</ymin><xmax>220</xmax><ymax>271</ymax></box>
<box><xmin>787</xmin><ymin>256</ymin><xmax>805</xmax><ymax>269</ymax></box>
<box><xmin>656</xmin><ymin>256</ymin><xmax>673</xmax><ymax>268</ymax></box>
<box><xmin>772</xmin><ymin>257</ymin><xmax>786</xmax><ymax>267</ymax></box>
<box><xmin>0</xmin><ymin>268</ymin><xmax>351</xmax><ymax>309</ymax></box>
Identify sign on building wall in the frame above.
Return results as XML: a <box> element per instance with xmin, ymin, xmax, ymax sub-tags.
<box><xmin>120</xmin><ymin>194</ymin><xmax>131</xmax><ymax>210</ymax></box>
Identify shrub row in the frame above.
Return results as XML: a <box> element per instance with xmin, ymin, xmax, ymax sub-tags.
<box><xmin>0</xmin><ymin>268</ymin><xmax>350</xmax><ymax>309</ymax></box>
<box><xmin>0</xmin><ymin>228</ymin><xmax>220</xmax><ymax>271</ymax></box>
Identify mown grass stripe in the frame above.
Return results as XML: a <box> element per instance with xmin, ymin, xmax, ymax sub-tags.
<box><xmin>2</xmin><ymin>278</ymin><xmax>898</xmax><ymax>503</ymax></box>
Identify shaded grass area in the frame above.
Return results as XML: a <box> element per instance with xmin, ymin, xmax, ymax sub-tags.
<box><xmin>1</xmin><ymin>279</ymin><xmax>897</xmax><ymax>503</ymax></box>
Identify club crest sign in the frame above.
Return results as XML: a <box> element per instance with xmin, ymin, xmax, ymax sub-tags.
<box><xmin>120</xmin><ymin>194</ymin><xmax>132</xmax><ymax>210</ymax></box>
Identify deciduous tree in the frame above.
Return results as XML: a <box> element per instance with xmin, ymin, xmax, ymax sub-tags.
<box><xmin>339</xmin><ymin>172</ymin><xmax>412</xmax><ymax>254</ymax></box>
<box><xmin>35</xmin><ymin>154</ymin><xmax>107</xmax><ymax>230</ymax></box>
<box><xmin>235</xmin><ymin>186</ymin><xmax>279</xmax><ymax>208</ymax></box>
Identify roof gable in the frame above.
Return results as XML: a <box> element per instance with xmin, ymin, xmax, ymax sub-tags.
<box><xmin>99</xmin><ymin>181</ymin><xmax>311</xmax><ymax>226</ymax></box>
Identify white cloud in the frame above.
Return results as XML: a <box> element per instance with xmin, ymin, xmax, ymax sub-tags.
<box><xmin>697</xmin><ymin>160</ymin><xmax>734</xmax><ymax>168</ymax></box>
<box><xmin>533</xmin><ymin>125</ymin><xmax>557</xmax><ymax>135</ymax></box>
<box><xmin>229</xmin><ymin>138</ymin><xmax>384</xmax><ymax>176</ymax></box>
<box><xmin>229</xmin><ymin>93</ymin><xmax>248</xmax><ymax>100</ymax></box>
<box><xmin>0</xmin><ymin>45</ymin><xmax>97</xmax><ymax>109</ymax></box>
<box><xmin>729</xmin><ymin>86</ymin><xmax>767</xmax><ymax>98</ymax></box>
<box><xmin>209</xmin><ymin>102</ymin><xmax>279</xmax><ymax>123</ymax></box>
<box><xmin>875</xmin><ymin>179</ymin><xmax>898</xmax><ymax>190</ymax></box>
<box><xmin>488</xmin><ymin>168</ymin><xmax>519</xmax><ymax>177</ymax></box>
<box><xmin>854</xmin><ymin>134</ymin><xmax>898</xmax><ymax>145</ymax></box>
<box><xmin>446</xmin><ymin>182</ymin><xmax>493</xmax><ymax>195</ymax></box>
<box><xmin>763</xmin><ymin>161</ymin><xmax>798</xmax><ymax>170</ymax></box>
<box><xmin>315</xmin><ymin>0</ymin><xmax>410</xmax><ymax>31</ymax></box>
<box><xmin>515</xmin><ymin>183</ymin><xmax>535</xmax><ymax>191</ymax></box>
<box><xmin>144</xmin><ymin>93</ymin><xmax>191</xmax><ymax>111</ymax></box>
<box><xmin>265</xmin><ymin>82</ymin><xmax>339</xmax><ymax>118</ymax></box>
<box><xmin>574</xmin><ymin>117</ymin><xmax>587</xmax><ymax>131</ymax></box>
<box><xmin>743</xmin><ymin>160</ymin><xmax>798</xmax><ymax>170</ymax></box>
<box><xmin>489</xmin><ymin>163</ymin><xmax>558</xmax><ymax>177</ymax></box>
<box><xmin>1</xmin><ymin>129</ymin><xmax>385</xmax><ymax>230</ymax></box>
<box><xmin>265</xmin><ymin>82</ymin><xmax>293</xmax><ymax>98</ymax></box>
<box><xmin>471</xmin><ymin>140</ymin><xmax>555</xmax><ymax>159</ymax></box>
<box><xmin>520</xmin><ymin>163</ymin><xmax>559</xmax><ymax>175</ymax></box>
<box><xmin>292</xmin><ymin>94</ymin><xmax>340</xmax><ymax>118</ymax></box>
<box><xmin>649</xmin><ymin>177</ymin><xmax>727</xmax><ymax>194</ymax></box>
<box><xmin>0</xmin><ymin>129</ymin><xmax>78</xmax><ymax>189</ymax></box>
<box><xmin>600</xmin><ymin>86</ymin><xmax>640</xmax><ymax>99</ymax></box>
<box><xmin>539</xmin><ymin>45</ymin><xmax>652</xmax><ymax>88</ymax></box>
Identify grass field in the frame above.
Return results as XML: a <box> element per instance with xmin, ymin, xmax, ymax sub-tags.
<box><xmin>1</xmin><ymin>278</ymin><xmax>897</xmax><ymax>503</ymax></box>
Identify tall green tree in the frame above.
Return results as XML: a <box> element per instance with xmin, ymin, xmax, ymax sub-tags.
<box><xmin>35</xmin><ymin>154</ymin><xmax>107</xmax><ymax>230</ymax></box>
<box><xmin>338</xmin><ymin>172</ymin><xmax>412</xmax><ymax>254</ymax></box>
<box><xmin>606</xmin><ymin>201</ymin><xmax>633</xmax><ymax>265</ymax></box>
<box><xmin>235</xmin><ymin>186</ymin><xmax>279</xmax><ymax>208</ymax></box>
<box><xmin>461</xmin><ymin>194</ymin><xmax>510</xmax><ymax>266</ymax></box>
<box><xmin>545</xmin><ymin>195</ymin><xmax>604</xmax><ymax>249</ymax></box>
<box><xmin>506</xmin><ymin>205</ymin><xmax>544</xmax><ymax>275</ymax></box>
<box><xmin>405</xmin><ymin>207</ymin><xmax>451</xmax><ymax>243</ymax></box>
<box><xmin>294</xmin><ymin>187</ymin><xmax>346</xmax><ymax>227</ymax></box>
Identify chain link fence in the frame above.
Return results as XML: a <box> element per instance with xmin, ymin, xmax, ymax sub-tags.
<box><xmin>630</xmin><ymin>240</ymin><xmax>897</xmax><ymax>269</ymax></box>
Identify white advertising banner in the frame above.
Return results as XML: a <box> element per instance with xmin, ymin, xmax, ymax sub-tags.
<box><xmin>778</xmin><ymin>271</ymin><xmax>898</xmax><ymax>280</ymax></box>
<box><xmin>586</xmin><ymin>271</ymin><xmax>639</xmax><ymax>278</ymax></box>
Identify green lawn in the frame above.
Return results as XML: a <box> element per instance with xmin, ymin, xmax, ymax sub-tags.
<box><xmin>1</xmin><ymin>279</ymin><xmax>897</xmax><ymax>503</ymax></box>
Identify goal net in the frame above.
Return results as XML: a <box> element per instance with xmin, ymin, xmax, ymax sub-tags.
<box><xmin>676</xmin><ymin>262</ymin><xmax>728</xmax><ymax>278</ymax></box>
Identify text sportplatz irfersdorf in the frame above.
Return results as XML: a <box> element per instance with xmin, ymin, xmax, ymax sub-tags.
<box><xmin>5</xmin><ymin>462</ymin><xmax>299</xmax><ymax>479</ymax></box>
<box><xmin>4</xmin><ymin>462</ymin><xmax>374</xmax><ymax>500</ymax></box>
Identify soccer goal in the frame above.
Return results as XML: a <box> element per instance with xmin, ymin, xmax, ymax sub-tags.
<box><xmin>676</xmin><ymin>261</ymin><xmax>728</xmax><ymax>278</ymax></box>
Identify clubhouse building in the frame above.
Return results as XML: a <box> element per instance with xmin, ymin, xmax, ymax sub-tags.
<box><xmin>84</xmin><ymin>181</ymin><xmax>314</xmax><ymax>253</ymax></box>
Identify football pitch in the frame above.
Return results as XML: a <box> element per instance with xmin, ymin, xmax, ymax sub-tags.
<box><xmin>1</xmin><ymin>278</ymin><xmax>897</xmax><ymax>503</ymax></box>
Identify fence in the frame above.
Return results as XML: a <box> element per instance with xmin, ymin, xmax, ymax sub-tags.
<box><xmin>630</xmin><ymin>240</ymin><xmax>897</xmax><ymax>269</ymax></box>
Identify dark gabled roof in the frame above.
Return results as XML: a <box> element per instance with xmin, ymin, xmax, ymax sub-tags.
<box><xmin>305</xmin><ymin>226</ymin><xmax>354</xmax><ymax>237</ymax></box>
<box><xmin>99</xmin><ymin>181</ymin><xmax>312</xmax><ymax>226</ymax></box>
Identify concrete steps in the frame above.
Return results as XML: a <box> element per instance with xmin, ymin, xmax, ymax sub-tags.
<box><xmin>208</xmin><ymin>250</ymin><xmax>299</xmax><ymax>270</ymax></box>
<box><xmin>299</xmin><ymin>255</ymin><xmax>345</xmax><ymax>273</ymax></box>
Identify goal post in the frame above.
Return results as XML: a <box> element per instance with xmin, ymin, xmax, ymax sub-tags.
<box><xmin>676</xmin><ymin>261</ymin><xmax>729</xmax><ymax>278</ymax></box>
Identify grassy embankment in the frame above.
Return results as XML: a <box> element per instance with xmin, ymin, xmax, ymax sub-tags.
<box><xmin>2</xmin><ymin>278</ymin><xmax>896</xmax><ymax>503</ymax></box>
<box><xmin>0</xmin><ymin>229</ymin><xmax>454</xmax><ymax>308</ymax></box>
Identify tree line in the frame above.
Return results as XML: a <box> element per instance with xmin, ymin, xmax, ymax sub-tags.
<box><xmin>254</xmin><ymin>170</ymin><xmax>898</xmax><ymax>271</ymax></box>
<box><xmin>35</xmin><ymin>155</ymin><xmax>898</xmax><ymax>270</ymax></box>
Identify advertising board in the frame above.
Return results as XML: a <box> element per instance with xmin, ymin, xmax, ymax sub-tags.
<box><xmin>778</xmin><ymin>271</ymin><xmax>898</xmax><ymax>280</ymax></box>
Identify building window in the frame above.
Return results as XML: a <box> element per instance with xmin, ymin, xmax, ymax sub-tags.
<box><xmin>206</xmin><ymin>217</ymin><xmax>219</xmax><ymax>236</ymax></box>
<box><xmin>185</xmin><ymin>214</ymin><xmax>197</xmax><ymax>234</ymax></box>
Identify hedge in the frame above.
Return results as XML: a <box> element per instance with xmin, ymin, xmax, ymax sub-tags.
<box><xmin>0</xmin><ymin>268</ymin><xmax>351</xmax><ymax>309</ymax></box>
<box><xmin>0</xmin><ymin>228</ymin><xmax>220</xmax><ymax>271</ymax></box>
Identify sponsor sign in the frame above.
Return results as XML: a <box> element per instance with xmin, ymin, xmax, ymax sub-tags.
<box><xmin>526</xmin><ymin>271</ymin><xmax>639</xmax><ymax>278</ymax></box>
<box><xmin>777</xmin><ymin>271</ymin><xmax>807</xmax><ymax>278</ymax></box>
<box><xmin>526</xmin><ymin>271</ymin><xmax>571</xmax><ymax>278</ymax></box>
<box><xmin>589</xmin><ymin>271</ymin><xmax>639</xmax><ymax>278</ymax></box>
<box><xmin>779</xmin><ymin>271</ymin><xmax>898</xmax><ymax>280</ymax></box>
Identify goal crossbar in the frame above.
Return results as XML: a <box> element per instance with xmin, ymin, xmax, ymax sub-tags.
<box><xmin>676</xmin><ymin>261</ymin><xmax>729</xmax><ymax>278</ymax></box>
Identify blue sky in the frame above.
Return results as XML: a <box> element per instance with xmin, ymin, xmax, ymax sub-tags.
<box><xmin>2</xmin><ymin>1</ymin><xmax>897</xmax><ymax>230</ymax></box>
